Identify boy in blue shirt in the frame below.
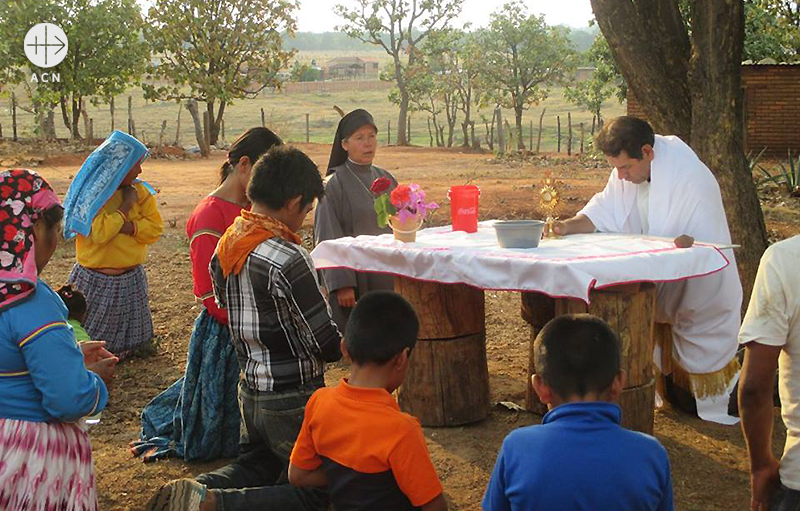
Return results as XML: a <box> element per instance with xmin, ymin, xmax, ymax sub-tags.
<box><xmin>483</xmin><ymin>313</ymin><xmax>674</xmax><ymax>511</ymax></box>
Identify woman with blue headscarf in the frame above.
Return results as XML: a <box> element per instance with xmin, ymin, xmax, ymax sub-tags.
<box><xmin>63</xmin><ymin>131</ymin><xmax>164</xmax><ymax>359</ymax></box>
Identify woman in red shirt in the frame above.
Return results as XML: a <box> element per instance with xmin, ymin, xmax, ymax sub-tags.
<box><xmin>132</xmin><ymin>127</ymin><xmax>282</xmax><ymax>462</ymax></box>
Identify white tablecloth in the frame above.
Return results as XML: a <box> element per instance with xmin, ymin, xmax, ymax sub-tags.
<box><xmin>310</xmin><ymin>221</ymin><xmax>731</xmax><ymax>303</ymax></box>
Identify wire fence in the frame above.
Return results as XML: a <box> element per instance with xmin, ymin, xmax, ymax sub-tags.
<box><xmin>0</xmin><ymin>80</ymin><xmax>623</xmax><ymax>154</ymax></box>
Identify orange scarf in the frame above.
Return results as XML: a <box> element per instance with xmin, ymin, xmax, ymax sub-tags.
<box><xmin>216</xmin><ymin>210</ymin><xmax>302</xmax><ymax>277</ymax></box>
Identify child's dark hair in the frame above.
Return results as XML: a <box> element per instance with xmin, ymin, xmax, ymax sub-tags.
<box><xmin>56</xmin><ymin>284</ymin><xmax>87</xmax><ymax>322</ymax></box>
<box><xmin>220</xmin><ymin>127</ymin><xmax>282</xmax><ymax>185</ymax></box>
<box><xmin>247</xmin><ymin>146</ymin><xmax>324</xmax><ymax>210</ymax></box>
<box><xmin>534</xmin><ymin>314</ymin><xmax>621</xmax><ymax>399</ymax></box>
<box><xmin>594</xmin><ymin>116</ymin><xmax>655</xmax><ymax>159</ymax></box>
<box><xmin>345</xmin><ymin>291</ymin><xmax>419</xmax><ymax>365</ymax></box>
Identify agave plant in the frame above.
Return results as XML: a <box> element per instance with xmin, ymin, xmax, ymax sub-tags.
<box><xmin>756</xmin><ymin>149</ymin><xmax>800</xmax><ymax>197</ymax></box>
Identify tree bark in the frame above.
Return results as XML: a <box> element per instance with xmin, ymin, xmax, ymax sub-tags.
<box><xmin>514</xmin><ymin>106</ymin><xmax>525</xmax><ymax>151</ymax></box>
<box><xmin>186</xmin><ymin>99</ymin><xmax>209</xmax><ymax>158</ymax></box>
<box><xmin>397</xmin><ymin>90</ymin><xmax>410</xmax><ymax>146</ymax></box>
<box><xmin>689</xmin><ymin>1</ymin><xmax>767</xmax><ymax>306</ymax></box>
<box><xmin>590</xmin><ymin>0</ymin><xmax>692</xmax><ymax>141</ymax></box>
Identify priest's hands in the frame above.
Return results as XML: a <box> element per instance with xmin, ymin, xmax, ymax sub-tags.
<box><xmin>337</xmin><ymin>287</ymin><xmax>356</xmax><ymax>308</ymax></box>
<box><xmin>550</xmin><ymin>215</ymin><xmax>595</xmax><ymax>236</ymax></box>
<box><xmin>551</xmin><ymin>221</ymin><xmax>568</xmax><ymax>236</ymax></box>
<box><xmin>673</xmin><ymin>234</ymin><xmax>694</xmax><ymax>248</ymax></box>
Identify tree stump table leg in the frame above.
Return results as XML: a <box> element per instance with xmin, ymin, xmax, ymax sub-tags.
<box><xmin>521</xmin><ymin>284</ymin><xmax>657</xmax><ymax>434</ymax></box>
<box><xmin>394</xmin><ymin>277</ymin><xmax>490</xmax><ymax>426</ymax></box>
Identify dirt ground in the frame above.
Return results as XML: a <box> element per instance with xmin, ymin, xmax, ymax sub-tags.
<box><xmin>21</xmin><ymin>143</ymin><xmax>799</xmax><ymax>510</ymax></box>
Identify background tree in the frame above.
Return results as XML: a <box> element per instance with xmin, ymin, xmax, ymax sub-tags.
<box><xmin>335</xmin><ymin>0</ymin><xmax>462</xmax><ymax>146</ymax></box>
<box><xmin>744</xmin><ymin>0</ymin><xmax>800</xmax><ymax>61</ymax></box>
<box><xmin>143</xmin><ymin>0</ymin><xmax>298</xmax><ymax>148</ymax></box>
<box><xmin>0</xmin><ymin>0</ymin><xmax>148</xmax><ymax>139</ymax></box>
<box><xmin>479</xmin><ymin>1</ymin><xmax>576</xmax><ymax>151</ymax></box>
<box><xmin>589</xmin><ymin>0</ymin><xmax>767</xmax><ymax>303</ymax></box>
<box><xmin>563</xmin><ymin>38</ymin><xmax>618</xmax><ymax>129</ymax></box>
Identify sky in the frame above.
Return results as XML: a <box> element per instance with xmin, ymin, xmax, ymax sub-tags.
<box><xmin>137</xmin><ymin>0</ymin><xmax>596</xmax><ymax>32</ymax></box>
<box><xmin>299</xmin><ymin>0</ymin><xmax>595</xmax><ymax>31</ymax></box>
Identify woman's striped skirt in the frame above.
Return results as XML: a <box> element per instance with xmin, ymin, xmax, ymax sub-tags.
<box><xmin>68</xmin><ymin>264</ymin><xmax>154</xmax><ymax>359</ymax></box>
<box><xmin>0</xmin><ymin>418</ymin><xmax>98</xmax><ymax>510</ymax></box>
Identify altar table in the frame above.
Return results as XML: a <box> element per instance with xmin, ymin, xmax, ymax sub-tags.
<box><xmin>311</xmin><ymin>221</ymin><xmax>731</xmax><ymax>433</ymax></box>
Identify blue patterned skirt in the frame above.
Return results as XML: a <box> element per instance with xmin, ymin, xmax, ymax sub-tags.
<box><xmin>68</xmin><ymin>264</ymin><xmax>153</xmax><ymax>359</ymax></box>
<box><xmin>131</xmin><ymin>310</ymin><xmax>241</xmax><ymax>462</ymax></box>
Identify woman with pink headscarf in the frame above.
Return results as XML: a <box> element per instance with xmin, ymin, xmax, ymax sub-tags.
<box><xmin>0</xmin><ymin>169</ymin><xmax>116</xmax><ymax>510</ymax></box>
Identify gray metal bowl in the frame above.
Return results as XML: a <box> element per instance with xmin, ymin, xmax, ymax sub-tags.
<box><xmin>494</xmin><ymin>220</ymin><xmax>545</xmax><ymax>248</ymax></box>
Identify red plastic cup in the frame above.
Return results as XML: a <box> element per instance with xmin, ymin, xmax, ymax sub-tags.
<box><xmin>448</xmin><ymin>185</ymin><xmax>480</xmax><ymax>233</ymax></box>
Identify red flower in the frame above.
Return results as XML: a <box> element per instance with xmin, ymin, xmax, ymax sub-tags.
<box><xmin>0</xmin><ymin>186</ymin><xmax>13</xmax><ymax>199</ymax></box>
<box><xmin>0</xmin><ymin>211</ymin><xmax>9</xmax><ymax>222</ymax></box>
<box><xmin>390</xmin><ymin>185</ymin><xmax>411</xmax><ymax>205</ymax></box>
<box><xmin>370</xmin><ymin>177</ymin><xmax>392</xmax><ymax>194</ymax></box>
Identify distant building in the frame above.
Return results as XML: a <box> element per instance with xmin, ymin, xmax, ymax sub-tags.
<box><xmin>574</xmin><ymin>67</ymin><xmax>596</xmax><ymax>82</ymax></box>
<box><xmin>323</xmin><ymin>57</ymin><xmax>380</xmax><ymax>80</ymax></box>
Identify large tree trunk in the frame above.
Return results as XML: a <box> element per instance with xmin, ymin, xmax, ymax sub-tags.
<box><xmin>689</xmin><ymin>1</ymin><xmax>767</xmax><ymax>306</ymax></box>
<box><xmin>591</xmin><ymin>0</ymin><xmax>768</xmax><ymax>309</ymax></box>
<box><xmin>591</xmin><ymin>0</ymin><xmax>692</xmax><ymax>141</ymax></box>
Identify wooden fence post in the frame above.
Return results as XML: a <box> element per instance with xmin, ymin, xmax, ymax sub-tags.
<box><xmin>407</xmin><ymin>116</ymin><xmax>411</xmax><ymax>145</ymax></box>
<box><xmin>89</xmin><ymin>118</ymin><xmax>94</xmax><ymax>143</ymax></box>
<box><xmin>159</xmin><ymin>120</ymin><xmax>167</xmax><ymax>149</ymax></box>
<box><xmin>305</xmin><ymin>113</ymin><xmax>310</xmax><ymax>143</ymax></box>
<box><xmin>110</xmin><ymin>97</ymin><xmax>115</xmax><ymax>132</ymax></box>
<box><xmin>536</xmin><ymin>108</ymin><xmax>546</xmax><ymax>154</ymax></box>
<box><xmin>529</xmin><ymin>120</ymin><xmax>533</xmax><ymax>151</ymax></box>
<box><xmin>557</xmin><ymin>116</ymin><xmax>561</xmax><ymax>153</ymax></box>
<box><xmin>174</xmin><ymin>101</ymin><xmax>182</xmax><ymax>146</ymax></box>
<box><xmin>261</xmin><ymin>108</ymin><xmax>265</xmax><ymax>128</ymax></box>
<box><xmin>128</xmin><ymin>96</ymin><xmax>134</xmax><ymax>136</ymax></box>
<box><xmin>221</xmin><ymin>119</ymin><xmax>225</xmax><ymax>143</ymax></box>
<box><xmin>0</xmin><ymin>124</ymin><xmax>3</xmax><ymax>138</ymax></box>
<box><xmin>580</xmin><ymin>123</ymin><xmax>585</xmax><ymax>153</ymax></box>
<box><xmin>388</xmin><ymin>121</ymin><xmax>391</xmax><ymax>145</ymax></box>
<box><xmin>11</xmin><ymin>93</ymin><xmax>18</xmax><ymax>141</ymax></box>
<box><xmin>567</xmin><ymin>112</ymin><xmax>572</xmax><ymax>156</ymax></box>
<box><xmin>591</xmin><ymin>114</ymin><xmax>596</xmax><ymax>135</ymax></box>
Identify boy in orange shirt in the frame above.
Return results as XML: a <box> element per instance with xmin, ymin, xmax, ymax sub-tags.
<box><xmin>289</xmin><ymin>291</ymin><xmax>446</xmax><ymax>510</ymax></box>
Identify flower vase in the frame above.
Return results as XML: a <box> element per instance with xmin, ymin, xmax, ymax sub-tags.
<box><xmin>390</xmin><ymin>215</ymin><xmax>423</xmax><ymax>242</ymax></box>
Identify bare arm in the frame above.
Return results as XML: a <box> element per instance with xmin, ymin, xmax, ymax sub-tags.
<box><xmin>552</xmin><ymin>214</ymin><xmax>596</xmax><ymax>236</ymax></box>
<box><xmin>288</xmin><ymin>463</ymin><xmax>328</xmax><ymax>488</ymax></box>
<box><xmin>740</xmin><ymin>341</ymin><xmax>782</xmax><ymax>511</ymax></box>
<box><xmin>421</xmin><ymin>493</ymin><xmax>447</xmax><ymax>511</ymax></box>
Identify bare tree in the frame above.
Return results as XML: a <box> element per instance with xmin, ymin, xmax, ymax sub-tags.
<box><xmin>335</xmin><ymin>0</ymin><xmax>462</xmax><ymax>145</ymax></box>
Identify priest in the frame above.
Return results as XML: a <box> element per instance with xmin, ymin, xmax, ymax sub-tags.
<box><xmin>553</xmin><ymin>116</ymin><xmax>742</xmax><ymax>424</ymax></box>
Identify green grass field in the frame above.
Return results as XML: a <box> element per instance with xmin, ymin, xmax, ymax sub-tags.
<box><xmin>0</xmin><ymin>81</ymin><xmax>626</xmax><ymax>153</ymax></box>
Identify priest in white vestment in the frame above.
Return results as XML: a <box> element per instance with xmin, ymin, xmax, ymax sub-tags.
<box><xmin>553</xmin><ymin>116</ymin><xmax>742</xmax><ymax>424</ymax></box>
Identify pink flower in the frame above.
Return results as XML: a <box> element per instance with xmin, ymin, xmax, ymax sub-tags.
<box><xmin>370</xmin><ymin>177</ymin><xmax>392</xmax><ymax>194</ymax></box>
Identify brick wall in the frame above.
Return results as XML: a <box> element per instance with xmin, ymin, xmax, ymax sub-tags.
<box><xmin>626</xmin><ymin>65</ymin><xmax>800</xmax><ymax>156</ymax></box>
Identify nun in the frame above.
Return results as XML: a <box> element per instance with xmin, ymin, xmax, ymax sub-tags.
<box><xmin>314</xmin><ymin>109</ymin><xmax>398</xmax><ymax>333</ymax></box>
